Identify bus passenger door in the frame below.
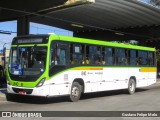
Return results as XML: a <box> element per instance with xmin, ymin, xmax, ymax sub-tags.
<box><xmin>49</xmin><ymin>41</ymin><xmax>70</xmax><ymax>95</ymax></box>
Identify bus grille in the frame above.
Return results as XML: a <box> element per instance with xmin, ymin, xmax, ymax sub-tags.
<box><xmin>12</xmin><ymin>87</ymin><xmax>33</xmax><ymax>94</ymax></box>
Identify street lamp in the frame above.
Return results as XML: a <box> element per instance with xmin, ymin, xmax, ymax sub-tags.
<box><xmin>64</xmin><ymin>0</ymin><xmax>95</xmax><ymax>6</ymax></box>
<box><xmin>37</xmin><ymin>0</ymin><xmax>95</xmax><ymax>14</ymax></box>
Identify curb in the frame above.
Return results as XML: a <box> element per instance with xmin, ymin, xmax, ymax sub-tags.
<box><xmin>0</xmin><ymin>95</ymin><xmax>6</xmax><ymax>101</ymax></box>
<box><xmin>0</xmin><ymin>93</ymin><xmax>6</xmax><ymax>101</ymax></box>
<box><xmin>156</xmin><ymin>82</ymin><xmax>160</xmax><ymax>84</ymax></box>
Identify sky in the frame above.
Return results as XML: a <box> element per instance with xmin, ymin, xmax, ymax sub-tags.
<box><xmin>0</xmin><ymin>21</ymin><xmax>73</xmax><ymax>51</ymax></box>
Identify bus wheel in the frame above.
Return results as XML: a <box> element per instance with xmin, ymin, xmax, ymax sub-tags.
<box><xmin>128</xmin><ymin>79</ymin><xmax>136</xmax><ymax>95</ymax></box>
<box><xmin>69</xmin><ymin>82</ymin><xmax>82</xmax><ymax>102</ymax></box>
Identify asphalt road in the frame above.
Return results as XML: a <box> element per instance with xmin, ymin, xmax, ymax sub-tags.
<box><xmin>0</xmin><ymin>83</ymin><xmax>160</xmax><ymax>120</ymax></box>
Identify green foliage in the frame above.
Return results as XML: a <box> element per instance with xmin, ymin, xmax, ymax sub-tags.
<box><xmin>112</xmin><ymin>40</ymin><xmax>138</xmax><ymax>45</ymax></box>
<box><xmin>150</xmin><ymin>0</ymin><xmax>160</xmax><ymax>6</ymax></box>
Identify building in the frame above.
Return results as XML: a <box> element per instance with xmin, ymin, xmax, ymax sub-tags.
<box><xmin>0</xmin><ymin>49</ymin><xmax>10</xmax><ymax>68</ymax></box>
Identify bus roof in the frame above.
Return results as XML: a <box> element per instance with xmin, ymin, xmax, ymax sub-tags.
<box><xmin>49</xmin><ymin>35</ymin><xmax>155</xmax><ymax>52</ymax></box>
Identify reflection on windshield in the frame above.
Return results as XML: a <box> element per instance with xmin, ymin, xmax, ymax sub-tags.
<box><xmin>9</xmin><ymin>46</ymin><xmax>47</xmax><ymax>76</ymax></box>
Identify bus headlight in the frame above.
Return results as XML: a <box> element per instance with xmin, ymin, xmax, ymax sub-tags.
<box><xmin>36</xmin><ymin>78</ymin><xmax>46</xmax><ymax>87</ymax></box>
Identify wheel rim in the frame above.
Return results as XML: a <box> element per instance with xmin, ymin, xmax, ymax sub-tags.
<box><xmin>71</xmin><ymin>86</ymin><xmax>79</xmax><ymax>98</ymax></box>
<box><xmin>129</xmin><ymin>82</ymin><xmax>134</xmax><ymax>92</ymax></box>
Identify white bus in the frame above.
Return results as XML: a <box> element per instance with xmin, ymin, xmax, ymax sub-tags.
<box><xmin>7</xmin><ymin>35</ymin><xmax>157</xmax><ymax>101</ymax></box>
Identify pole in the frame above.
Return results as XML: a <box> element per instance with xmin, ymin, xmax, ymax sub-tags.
<box><xmin>3</xmin><ymin>43</ymin><xmax>6</xmax><ymax>69</ymax></box>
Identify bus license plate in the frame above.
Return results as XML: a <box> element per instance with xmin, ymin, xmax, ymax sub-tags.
<box><xmin>18</xmin><ymin>91</ymin><xmax>26</xmax><ymax>95</ymax></box>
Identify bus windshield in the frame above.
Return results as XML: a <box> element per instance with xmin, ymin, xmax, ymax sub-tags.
<box><xmin>9</xmin><ymin>46</ymin><xmax>47</xmax><ymax>76</ymax></box>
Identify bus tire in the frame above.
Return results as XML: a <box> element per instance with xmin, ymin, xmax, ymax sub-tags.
<box><xmin>128</xmin><ymin>78</ymin><xmax>136</xmax><ymax>95</ymax></box>
<box><xmin>69</xmin><ymin>82</ymin><xmax>82</xmax><ymax>102</ymax></box>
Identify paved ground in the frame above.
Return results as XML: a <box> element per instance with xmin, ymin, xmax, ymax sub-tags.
<box><xmin>0</xmin><ymin>84</ymin><xmax>7</xmax><ymax>101</ymax></box>
<box><xmin>0</xmin><ymin>79</ymin><xmax>160</xmax><ymax>102</ymax></box>
<box><xmin>0</xmin><ymin>80</ymin><xmax>160</xmax><ymax>120</ymax></box>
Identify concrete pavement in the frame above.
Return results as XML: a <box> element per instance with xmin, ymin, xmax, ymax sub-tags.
<box><xmin>0</xmin><ymin>84</ymin><xmax>7</xmax><ymax>101</ymax></box>
<box><xmin>1</xmin><ymin>86</ymin><xmax>160</xmax><ymax>120</ymax></box>
<box><xmin>0</xmin><ymin>79</ymin><xmax>160</xmax><ymax>102</ymax></box>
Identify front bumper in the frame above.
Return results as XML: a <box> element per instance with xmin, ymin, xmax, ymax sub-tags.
<box><xmin>7</xmin><ymin>84</ymin><xmax>50</xmax><ymax>97</ymax></box>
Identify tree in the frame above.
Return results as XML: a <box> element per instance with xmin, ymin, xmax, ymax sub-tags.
<box><xmin>150</xmin><ymin>0</ymin><xmax>160</xmax><ymax>7</ymax></box>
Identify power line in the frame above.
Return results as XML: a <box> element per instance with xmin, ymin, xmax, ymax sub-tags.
<box><xmin>0</xmin><ymin>30</ymin><xmax>16</xmax><ymax>34</ymax></box>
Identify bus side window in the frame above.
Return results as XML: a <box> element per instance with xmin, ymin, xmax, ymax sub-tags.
<box><xmin>55</xmin><ymin>46</ymin><xmax>60</xmax><ymax>65</ymax></box>
<box><xmin>86</xmin><ymin>45</ymin><xmax>90</xmax><ymax>64</ymax></box>
<box><xmin>138</xmin><ymin>51</ymin><xmax>148</xmax><ymax>66</ymax></box>
<box><xmin>102</xmin><ymin>47</ymin><xmax>105</xmax><ymax>65</ymax></box>
<box><xmin>116</xmin><ymin>48</ymin><xmax>126</xmax><ymax>65</ymax></box>
<box><xmin>148</xmin><ymin>52</ymin><xmax>154</xmax><ymax>66</ymax></box>
<box><xmin>105</xmin><ymin>47</ymin><xmax>113</xmax><ymax>65</ymax></box>
<box><xmin>50</xmin><ymin>42</ymin><xmax>67</xmax><ymax>66</ymax></box>
<box><xmin>94</xmin><ymin>46</ymin><xmax>101</xmax><ymax>65</ymax></box>
<box><xmin>70</xmin><ymin>44</ymin><xmax>73</xmax><ymax>64</ymax></box>
<box><xmin>89</xmin><ymin>46</ymin><xmax>100</xmax><ymax>65</ymax></box>
<box><xmin>129</xmin><ymin>50</ymin><xmax>137</xmax><ymax>66</ymax></box>
<box><xmin>59</xmin><ymin>49</ymin><xmax>66</xmax><ymax>65</ymax></box>
<box><xmin>70</xmin><ymin>44</ymin><xmax>84</xmax><ymax>65</ymax></box>
<box><xmin>50</xmin><ymin>42</ymin><xmax>55</xmax><ymax>68</ymax></box>
<box><xmin>81</xmin><ymin>45</ymin><xmax>85</xmax><ymax>64</ymax></box>
<box><xmin>89</xmin><ymin>46</ymin><xmax>95</xmax><ymax>64</ymax></box>
<box><xmin>125</xmin><ymin>49</ymin><xmax>129</xmax><ymax>65</ymax></box>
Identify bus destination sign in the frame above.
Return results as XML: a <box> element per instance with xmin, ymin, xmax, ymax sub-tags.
<box><xmin>17</xmin><ymin>38</ymin><xmax>43</xmax><ymax>44</ymax></box>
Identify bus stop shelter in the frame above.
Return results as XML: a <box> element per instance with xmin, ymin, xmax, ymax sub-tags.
<box><xmin>1</xmin><ymin>0</ymin><xmax>160</xmax><ymax>47</ymax></box>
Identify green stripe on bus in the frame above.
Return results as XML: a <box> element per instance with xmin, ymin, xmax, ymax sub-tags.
<box><xmin>49</xmin><ymin>35</ymin><xmax>155</xmax><ymax>51</ymax></box>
